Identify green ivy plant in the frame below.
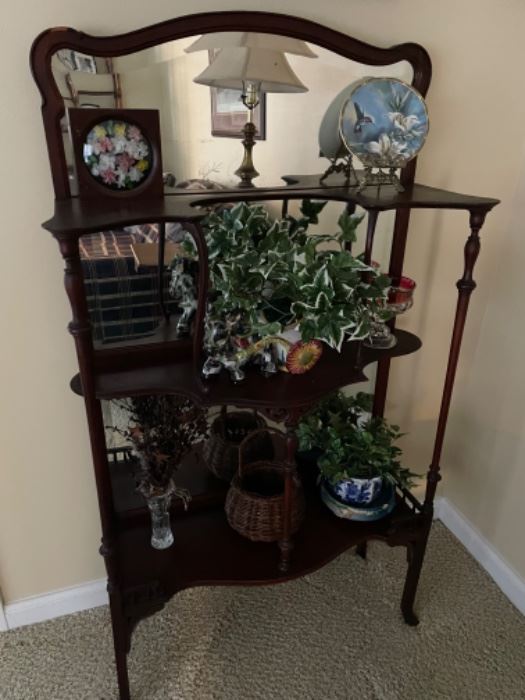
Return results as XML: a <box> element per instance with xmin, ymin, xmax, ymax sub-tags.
<box><xmin>297</xmin><ymin>391</ymin><xmax>417</xmax><ymax>489</ymax></box>
<box><xmin>181</xmin><ymin>200</ymin><xmax>392</xmax><ymax>351</ymax></box>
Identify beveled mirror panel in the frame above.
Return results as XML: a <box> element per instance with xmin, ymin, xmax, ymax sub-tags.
<box><xmin>51</xmin><ymin>34</ymin><xmax>414</xmax><ymax>194</ymax></box>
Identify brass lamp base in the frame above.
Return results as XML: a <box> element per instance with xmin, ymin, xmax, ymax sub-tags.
<box><xmin>235</xmin><ymin>120</ymin><xmax>259</xmax><ymax>188</ymax></box>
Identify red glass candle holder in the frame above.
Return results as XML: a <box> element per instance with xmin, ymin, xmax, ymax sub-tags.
<box><xmin>388</xmin><ymin>276</ymin><xmax>416</xmax><ymax>314</ymax></box>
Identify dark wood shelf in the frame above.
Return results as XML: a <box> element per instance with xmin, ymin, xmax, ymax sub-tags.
<box><xmin>115</xmin><ymin>475</ymin><xmax>423</xmax><ymax>596</ymax></box>
<box><xmin>71</xmin><ymin>329</ymin><xmax>422</xmax><ymax>407</ymax></box>
<box><xmin>43</xmin><ymin>178</ymin><xmax>499</xmax><ymax>237</ymax></box>
<box><xmin>108</xmin><ymin>446</ymin><xmax>425</xmax><ymax>597</ymax></box>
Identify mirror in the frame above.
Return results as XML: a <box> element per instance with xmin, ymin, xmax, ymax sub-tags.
<box><xmin>51</xmin><ymin>33</ymin><xmax>413</xmax><ymax>194</ymax></box>
<box><xmin>53</xmin><ymin>32</ymin><xmax>414</xmax><ymax>349</ymax></box>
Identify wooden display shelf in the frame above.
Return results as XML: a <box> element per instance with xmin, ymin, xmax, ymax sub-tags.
<box><xmin>71</xmin><ymin>329</ymin><xmax>422</xmax><ymax>405</ymax></box>
<box><xmin>32</xmin><ymin>12</ymin><xmax>501</xmax><ymax>700</ymax></box>
<box><xmin>43</xmin><ymin>180</ymin><xmax>498</xmax><ymax>237</ymax></box>
<box><xmin>113</xmin><ymin>465</ymin><xmax>424</xmax><ymax>596</ymax></box>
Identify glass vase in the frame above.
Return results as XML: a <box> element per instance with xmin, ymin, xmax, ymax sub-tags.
<box><xmin>146</xmin><ymin>492</ymin><xmax>174</xmax><ymax>550</ymax></box>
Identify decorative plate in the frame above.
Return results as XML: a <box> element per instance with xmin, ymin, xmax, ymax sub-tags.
<box><xmin>339</xmin><ymin>78</ymin><xmax>429</xmax><ymax>168</ymax></box>
<box><xmin>69</xmin><ymin>108</ymin><xmax>163</xmax><ymax>199</ymax></box>
<box><xmin>318</xmin><ymin>82</ymin><xmax>358</xmax><ymax>160</ymax></box>
<box><xmin>320</xmin><ymin>479</ymin><xmax>396</xmax><ymax>521</ymax></box>
<box><xmin>82</xmin><ymin>119</ymin><xmax>152</xmax><ymax>191</ymax></box>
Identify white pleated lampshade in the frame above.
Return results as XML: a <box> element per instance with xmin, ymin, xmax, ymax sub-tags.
<box><xmin>185</xmin><ymin>32</ymin><xmax>317</xmax><ymax>58</ymax></box>
<box><xmin>193</xmin><ymin>47</ymin><xmax>308</xmax><ymax>93</ymax></box>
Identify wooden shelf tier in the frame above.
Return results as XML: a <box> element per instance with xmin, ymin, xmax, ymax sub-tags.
<box><xmin>71</xmin><ymin>329</ymin><xmax>421</xmax><ymax>407</ymax></box>
<box><xmin>110</xmin><ymin>456</ymin><xmax>425</xmax><ymax>596</ymax></box>
<box><xmin>43</xmin><ymin>177</ymin><xmax>499</xmax><ymax>237</ymax></box>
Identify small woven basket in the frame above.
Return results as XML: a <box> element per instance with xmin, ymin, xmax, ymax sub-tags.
<box><xmin>202</xmin><ymin>408</ymin><xmax>273</xmax><ymax>482</ymax></box>
<box><xmin>225</xmin><ymin>428</ymin><xmax>305</xmax><ymax>542</ymax></box>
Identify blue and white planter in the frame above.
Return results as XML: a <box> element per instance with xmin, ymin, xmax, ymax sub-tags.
<box><xmin>330</xmin><ymin>475</ymin><xmax>383</xmax><ymax>506</ymax></box>
<box><xmin>320</xmin><ymin>479</ymin><xmax>395</xmax><ymax>522</ymax></box>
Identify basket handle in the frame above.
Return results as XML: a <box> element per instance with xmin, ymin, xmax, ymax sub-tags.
<box><xmin>237</xmin><ymin>426</ymin><xmax>287</xmax><ymax>478</ymax></box>
<box><xmin>218</xmin><ymin>406</ymin><xmax>260</xmax><ymax>439</ymax></box>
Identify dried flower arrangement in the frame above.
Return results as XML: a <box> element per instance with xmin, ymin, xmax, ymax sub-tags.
<box><xmin>111</xmin><ymin>395</ymin><xmax>208</xmax><ymax>505</ymax></box>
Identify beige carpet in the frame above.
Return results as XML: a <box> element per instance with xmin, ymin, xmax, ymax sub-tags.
<box><xmin>1</xmin><ymin>522</ymin><xmax>524</xmax><ymax>700</ymax></box>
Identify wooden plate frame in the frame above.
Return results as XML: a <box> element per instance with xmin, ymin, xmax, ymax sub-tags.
<box><xmin>68</xmin><ymin>108</ymin><xmax>163</xmax><ymax>200</ymax></box>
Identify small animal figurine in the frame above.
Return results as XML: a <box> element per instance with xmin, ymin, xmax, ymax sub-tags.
<box><xmin>202</xmin><ymin>314</ymin><xmax>249</xmax><ymax>383</ymax></box>
<box><xmin>353</xmin><ymin>102</ymin><xmax>374</xmax><ymax>133</ymax></box>
<box><xmin>169</xmin><ymin>257</ymin><xmax>198</xmax><ymax>336</ymax></box>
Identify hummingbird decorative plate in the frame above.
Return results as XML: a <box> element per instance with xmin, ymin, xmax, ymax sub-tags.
<box><xmin>339</xmin><ymin>77</ymin><xmax>429</xmax><ymax>168</ymax></box>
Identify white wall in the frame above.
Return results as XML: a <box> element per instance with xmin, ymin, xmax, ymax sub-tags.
<box><xmin>1</xmin><ymin>0</ymin><xmax>525</xmax><ymax>602</ymax></box>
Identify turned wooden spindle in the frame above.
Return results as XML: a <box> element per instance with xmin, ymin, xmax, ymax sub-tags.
<box><xmin>278</xmin><ymin>423</ymin><xmax>299</xmax><ymax>573</ymax></box>
<box><xmin>424</xmin><ymin>210</ymin><xmax>486</xmax><ymax>509</ymax></box>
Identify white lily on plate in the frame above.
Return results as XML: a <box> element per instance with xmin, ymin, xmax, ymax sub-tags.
<box><xmin>366</xmin><ymin>133</ymin><xmax>407</xmax><ymax>159</ymax></box>
<box><xmin>388</xmin><ymin>112</ymin><xmax>420</xmax><ymax>133</ymax></box>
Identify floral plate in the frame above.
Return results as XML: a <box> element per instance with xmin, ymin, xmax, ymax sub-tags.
<box><xmin>339</xmin><ymin>77</ymin><xmax>429</xmax><ymax>168</ymax></box>
<box><xmin>82</xmin><ymin>119</ymin><xmax>152</xmax><ymax>190</ymax></box>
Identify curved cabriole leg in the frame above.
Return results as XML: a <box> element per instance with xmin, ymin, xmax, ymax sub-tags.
<box><xmin>400</xmin><ymin>529</ymin><xmax>430</xmax><ymax>626</ymax></box>
<box><xmin>108</xmin><ymin>590</ymin><xmax>131</xmax><ymax>700</ymax></box>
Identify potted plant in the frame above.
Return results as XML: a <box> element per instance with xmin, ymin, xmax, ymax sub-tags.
<box><xmin>176</xmin><ymin>200</ymin><xmax>392</xmax><ymax>380</ymax></box>
<box><xmin>111</xmin><ymin>395</ymin><xmax>208</xmax><ymax>549</ymax></box>
<box><xmin>297</xmin><ymin>391</ymin><xmax>417</xmax><ymax>519</ymax></box>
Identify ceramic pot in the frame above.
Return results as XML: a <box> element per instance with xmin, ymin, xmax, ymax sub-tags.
<box><xmin>329</xmin><ymin>475</ymin><xmax>383</xmax><ymax>505</ymax></box>
<box><xmin>320</xmin><ymin>479</ymin><xmax>396</xmax><ymax>522</ymax></box>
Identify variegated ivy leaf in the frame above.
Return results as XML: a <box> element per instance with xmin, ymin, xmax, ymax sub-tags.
<box><xmin>300</xmin><ymin>199</ymin><xmax>328</xmax><ymax>224</ymax></box>
<box><xmin>338</xmin><ymin>210</ymin><xmax>365</xmax><ymax>244</ymax></box>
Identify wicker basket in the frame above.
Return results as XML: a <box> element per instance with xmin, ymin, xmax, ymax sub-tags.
<box><xmin>202</xmin><ymin>408</ymin><xmax>273</xmax><ymax>482</ymax></box>
<box><xmin>225</xmin><ymin>428</ymin><xmax>305</xmax><ymax>542</ymax></box>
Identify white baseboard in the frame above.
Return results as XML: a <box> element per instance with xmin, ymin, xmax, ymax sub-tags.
<box><xmin>435</xmin><ymin>497</ymin><xmax>525</xmax><ymax>616</ymax></box>
<box><xmin>1</xmin><ymin>499</ymin><xmax>523</xmax><ymax>630</ymax></box>
<box><xmin>0</xmin><ymin>597</ymin><xmax>8</xmax><ymax>632</ymax></box>
<box><xmin>4</xmin><ymin>578</ymin><xmax>108</xmax><ymax>630</ymax></box>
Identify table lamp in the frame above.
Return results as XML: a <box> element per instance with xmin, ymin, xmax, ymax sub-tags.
<box><xmin>186</xmin><ymin>34</ymin><xmax>316</xmax><ymax>188</ymax></box>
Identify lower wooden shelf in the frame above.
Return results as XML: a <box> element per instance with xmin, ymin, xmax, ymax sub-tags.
<box><xmin>109</xmin><ymin>455</ymin><xmax>425</xmax><ymax>602</ymax></box>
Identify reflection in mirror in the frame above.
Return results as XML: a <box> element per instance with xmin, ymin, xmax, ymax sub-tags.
<box><xmin>79</xmin><ymin>222</ymin><xmax>199</xmax><ymax>346</ymax></box>
<box><xmin>51</xmin><ymin>34</ymin><xmax>413</xmax><ymax>193</ymax></box>
<box><xmin>60</xmin><ymin>33</ymin><xmax>412</xmax><ymax>386</ymax></box>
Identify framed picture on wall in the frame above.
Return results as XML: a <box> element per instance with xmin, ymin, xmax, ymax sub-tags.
<box><xmin>210</xmin><ymin>88</ymin><xmax>266</xmax><ymax>140</ymax></box>
<box><xmin>208</xmin><ymin>51</ymin><xmax>266</xmax><ymax>140</ymax></box>
<box><xmin>57</xmin><ymin>49</ymin><xmax>98</xmax><ymax>74</ymax></box>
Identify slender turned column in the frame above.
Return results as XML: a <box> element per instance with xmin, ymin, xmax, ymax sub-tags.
<box><xmin>188</xmin><ymin>221</ymin><xmax>210</xmax><ymax>392</ymax></box>
<box><xmin>58</xmin><ymin>236</ymin><xmax>115</xmax><ymax>537</ymax></box>
<box><xmin>278</xmin><ymin>423</ymin><xmax>298</xmax><ymax>573</ymax></box>
<box><xmin>424</xmin><ymin>210</ymin><xmax>486</xmax><ymax>509</ymax></box>
<box><xmin>398</xmin><ymin>209</ymin><xmax>487</xmax><ymax>627</ymax></box>
<box><xmin>58</xmin><ymin>236</ymin><xmax>131</xmax><ymax>700</ymax></box>
<box><xmin>373</xmin><ymin>208</ymin><xmax>412</xmax><ymax>418</ymax></box>
<box><xmin>363</xmin><ymin>210</ymin><xmax>379</xmax><ymax>266</ymax></box>
<box><xmin>157</xmin><ymin>221</ymin><xmax>170</xmax><ymax>322</ymax></box>
<box><xmin>343</xmin><ymin>202</ymin><xmax>357</xmax><ymax>253</ymax></box>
